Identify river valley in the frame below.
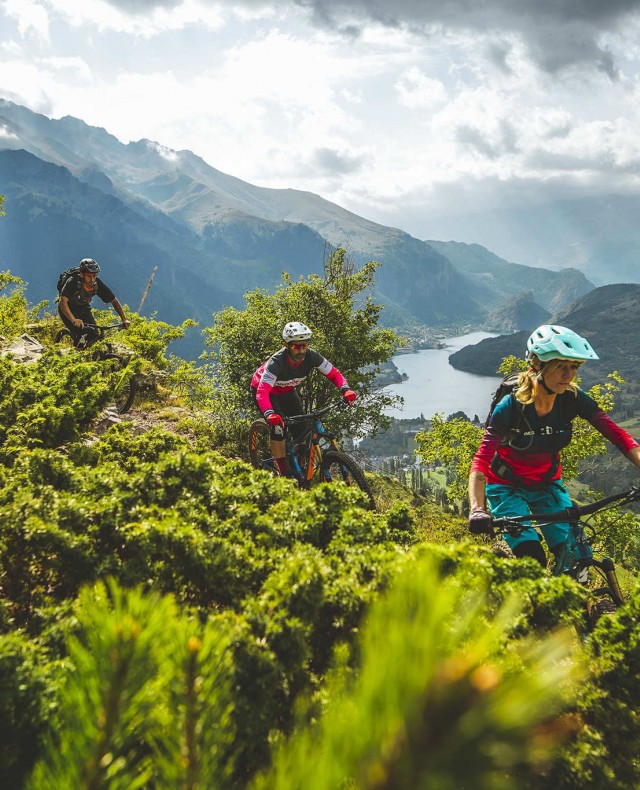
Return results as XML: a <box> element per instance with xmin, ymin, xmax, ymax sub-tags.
<box><xmin>384</xmin><ymin>331</ymin><xmax>501</xmax><ymax>421</ymax></box>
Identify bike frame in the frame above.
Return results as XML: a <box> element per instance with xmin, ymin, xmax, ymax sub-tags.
<box><xmin>491</xmin><ymin>486</ymin><xmax>640</xmax><ymax>606</ymax></box>
<box><xmin>84</xmin><ymin>322</ymin><xmax>125</xmax><ymax>343</ymax></box>
<box><xmin>283</xmin><ymin>407</ymin><xmax>341</xmax><ymax>484</ymax></box>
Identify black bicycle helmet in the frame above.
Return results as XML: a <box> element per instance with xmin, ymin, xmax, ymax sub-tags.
<box><xmin>79</xmin><ymin>258</ymin><xmax>101</xmax><ymax>274</ymax></box>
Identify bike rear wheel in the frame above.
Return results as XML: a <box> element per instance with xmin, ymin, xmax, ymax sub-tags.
<box><xmin>248</xmin><ymin>419</ymin><xmax>277</xmax><ymax>473</ymax></box>
<box><xmin>321</xmin><ymin>450</ymin><xmax>375</xmax><ymax>509</ymax></box>
<box><xmin>102</xmin><ymin>353</ymin><xmax>137</xmax><ymax>413</ymax></box>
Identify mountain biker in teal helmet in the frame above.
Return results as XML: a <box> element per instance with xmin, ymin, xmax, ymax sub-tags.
<box><xmin>58</xmin><ymin>258</ymin><xmax>130</xmax><ymax>348</ymax></box>
<box><xmin>468</xmin><ymin>324</ymin><xmax>640</xmax><ymax>571</ymax></box>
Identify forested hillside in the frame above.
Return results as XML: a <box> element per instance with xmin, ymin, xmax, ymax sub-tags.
<box><xmin>0</xmin><ymin>99</ymin><xmax>596</xmax><ymax>347</ymax></box>
<box><xmin>2</xmin><ymin>238</ymin><xmax>640</xmax><ymax>789</ymax></box>
<box><xmin>449</xmin><ymin>284</ymin><xmax>640</xmax><ymax>417</ymax></box>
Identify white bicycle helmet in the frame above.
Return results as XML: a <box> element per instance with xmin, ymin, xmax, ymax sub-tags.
<box><xmin>282</xmin><ymin>321</ymin><xmax>312</xmax><ymax>342</ymax></box>
<box><xmin>527</xmin><ymin>324</ymin><xmax>599</xmax><ymax>363</ymax></box>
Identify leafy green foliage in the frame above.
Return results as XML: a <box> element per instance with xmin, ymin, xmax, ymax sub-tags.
<box><xmin>0</xmin><ymin>419</ymin><xmax>416</xmax><ymax>786</ymax></box>
<box><xmin>254</xmin><ymin>552</ymin><xmax>580</xmax><ymax>790</ymax></box>
<box><xmin>0</xmin><ymin>270</ymin><xmax>29</xmax><ymax>338</ymax></box>
<box><xmin>415</xmin><ymin>412</ymin><xmax>484</xmax><ymax>505</ymax></box>
<box><xmin>203</xmin><ymin>248</ymin><xmax>402</xmax><ymax>442</ymax></box>
<box><xmin>1</xmin><ymin>256</ymin><xmax>640</xmax><ymax>789</ymax></box>
<box><xmin>108</xmin><ymin>308</ymin><xmax>198</xmax><ymax>367</ymax></box>
<box><xmin>28</xmin><ymin>580</ymin><xmax>237</xmax><ymax>790</ymax></box>
<box><xmin>0</xmin><ymin>631</ymin><xmax>64</xmax><ymax>789</ymax></box>
<box><xmin>547</xmin><ymin>579</ymin><xmax>640</xmax><ymax>789</ymax></box>
<box><xmin>0</xmin><ymin>351</ymin><xmax>133</xmax><ymax>463</ymax></box>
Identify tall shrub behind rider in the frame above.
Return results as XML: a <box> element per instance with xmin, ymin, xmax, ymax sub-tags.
<box><xmin>58</xmin><ymin>258</ymin><xmax>130</xmax><ymax>348</ymax></box>
<box><xmin>251</xmin><ymin>322</ymin><xmax>357</xmax><ymax>477</ymax></box>
<box><xmin>468</xmin><ymin>324</ymin><xmax>640</xmax><ymax>570</ymax></box>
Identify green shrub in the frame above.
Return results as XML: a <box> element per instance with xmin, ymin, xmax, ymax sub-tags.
<box><xmin>254</xmin><ymin>553</ymin><xmax>580</xmax><ymax>790</ymax></box>
<box><xmin>27</xmin><ymin>580</ymin><xmax>236</xmax><ymax>790</ymax></box>
<box><xmin>549</xmin><ymin>579</ymin><xmax>640</xmax><ymax>788</ymax></box>
<box><xmin>0</xmin><ymin>632</ymin><xmax>64</xmax><ymax>788</ymax></box>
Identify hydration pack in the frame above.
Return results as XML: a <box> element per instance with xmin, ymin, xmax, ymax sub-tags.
<box><xmin>485</xmin><ymin>372</ymin><xmax>521</xmax><ymax>429</ymax></box>
<box><xmin>486</xmin><ymin>371</ymin><xmax>560</xmax><ymax>486</ymax></box>
<box><xmin>55</xmin><ymin>267</ymin><xmax>81</xmax><ymax>301</ymax></box>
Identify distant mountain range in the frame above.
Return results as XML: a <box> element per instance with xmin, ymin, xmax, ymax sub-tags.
<box><xmin>0</xmin><ymin>98</ymin><xmax>601</xmax><ymax>357</ymax></box>
<box><xmin>431</xmin><ymin>195</ymin><xmax>640</xmax><ymax>286</ymax></box>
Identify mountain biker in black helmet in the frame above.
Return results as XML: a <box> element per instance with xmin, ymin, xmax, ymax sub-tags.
<box><xmin>58</xmin><ymin>258</ymin><xmax>130</xmax><ymax>348</ymax></box>
<box><xmin>250</xmin><ymin>321</ymin><xmax>357</xmax><ymax>477</ymax></box>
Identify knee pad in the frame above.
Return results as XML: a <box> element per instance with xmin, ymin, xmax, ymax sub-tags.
<box><xmin>513</xmin><ymin>540</ymin><xmax>547</xmax><ymax>567</ymax></box>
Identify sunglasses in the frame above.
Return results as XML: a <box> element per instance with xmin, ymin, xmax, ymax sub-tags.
<box><xmin>289</xmin><ymin>342</ymin><xmax>308</xmax><ymax>351</ymax></box>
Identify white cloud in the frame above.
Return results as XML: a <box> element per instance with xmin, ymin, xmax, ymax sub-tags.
<box><xmin>47</xmin><ymin>0</ymin><xmax>226</xmax><ymax>37</ymax></box>
<box><xmin>41</xmin><ymin>56</ymin><xmax>93</xmax><ymax>80</ymax></box>
<box><xmin>149</xmin><ymin>141</ymin><xmax>179</xmax><ymax>161</ymax></box>
<box><xmin>4</xmin><ymin>0</ymin><xmax>50</xmax><ymax>44</ymax></box>
<box><xmin>395</xmin><ymin>67</ymin><xmax>446</xmax><ymax>109</ymax></box>
<box><xmin>2</xmin><ymin>0</ymin><xmax>640</xmax><ymax>244</ymax></box>
<box><xmin>0</xmin><ymin>123</ymin><xmax>18</xmax><ymax>140</ymax></box>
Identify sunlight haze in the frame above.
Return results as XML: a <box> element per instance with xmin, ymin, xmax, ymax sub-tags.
<box><xmin>3</xmin><ymin>0</ymin><xmax>640</xmax><ymax>257</ymax></box>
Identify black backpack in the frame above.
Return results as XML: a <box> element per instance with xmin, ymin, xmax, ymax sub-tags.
<box><xmin>56</xmin><ymin>267</ymin><xmax>81</xmax><ymax>301</ymax></box>
<box><xmin>486</xmin><ymin>371</ymin><xmax>563</xmax><ymax>487</ymax></box>
<box><xmin>485</xmin><ymin>372</ymin><xmax>525</xmax><ymax>441</ymax></box>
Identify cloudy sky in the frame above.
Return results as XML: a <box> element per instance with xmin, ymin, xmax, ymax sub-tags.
<box><xmin>3</xmin><ymin>0</ymin><xmax>640</xmax><ymax>245</ymax></box>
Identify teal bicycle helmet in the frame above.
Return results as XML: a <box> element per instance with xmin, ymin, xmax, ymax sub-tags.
<box><xmin>527</xmin><ymin>324</ymin><xmax>599</xmax><ymax>362</ymax></box>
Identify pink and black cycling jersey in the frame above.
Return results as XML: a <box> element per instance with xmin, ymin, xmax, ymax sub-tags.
<box><xmin>251</xmin><ymin>347</ymin><xmax>347</xmax><ymax>415</ymax></box>
<box><xmin>472</xmin><ymin>388</ymin><xmax>639</xmax><ymax>486</ymax></box>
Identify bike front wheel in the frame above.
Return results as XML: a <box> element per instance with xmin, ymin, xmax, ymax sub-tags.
<box><xmin>248</xmin><ymin>419</ymin><xmax>277</xmax><ymax>473</ymax></box>
<box><xmin>102</xmin><ymin>353</ymin><xmax>137</xmax><ymax>413</ymax></box>
<box><xmin>55</xmin><ymin>328</ymin><xmax>74</xmax><ymax>349</ymax></box>
<box><xmin>321</xmin><ymin>450</ymin><xmax>375</xmax><ymax>510</ymax></box>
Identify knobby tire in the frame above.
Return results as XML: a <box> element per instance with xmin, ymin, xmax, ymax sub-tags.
<box><xmin>55</xmin><ymin>328</ymin><xmax>74</xmax><ymax>348</ymax></box>
<box><xmin>321</xmin><ymin>449</ymin><xmax>375</xmax><ymax>510</ymax></box>
<box><xmin>248</xmin><ymin>419</ymin><xmax>275</xmax><ymax>472</ymax></box>
<box><xmin>587</xmin><ymin>597</ymin><xmax>618</xmax><ymax>630</ymax></box>
<box><xmin>102</xmin><ymin>353</ymin><xmax>137</xmax><ymax>414</ymax></box>
<box><xmin>492</xmin><ymin>535</ymin><xmax>619</xmax><ymax>631</ymax></box>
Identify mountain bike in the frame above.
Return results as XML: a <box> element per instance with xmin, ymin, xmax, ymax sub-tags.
<box><xmin>489</xmin><ymin>486</ymin><xmax>640</xmax><ymax>626</ymax></box>
<box><xmin>248</xmin><ymin>402</ymin><xmax>375</xmax><ymax>509</ymax></box>
<box><xmin>55</xmin><ymin>323</ymin><xmax>138</xmax><ymax>413</ymax></box>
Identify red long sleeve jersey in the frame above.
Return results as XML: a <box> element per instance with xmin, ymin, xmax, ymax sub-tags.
<box><xmin>251</xmin><ymin>347</ymin><xmax>347</xmax><ymax>414</ymax></box>
<box><xmin>471</xmin><ymin>389</ymin><xmax>638</xmax><ymax>485</ymax></box>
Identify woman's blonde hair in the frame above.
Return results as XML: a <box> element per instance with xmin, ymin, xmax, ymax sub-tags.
<box><xmin>514</xmin><ymin>357</ymin><xmax>583</xmax><ymax>404</ymax></box>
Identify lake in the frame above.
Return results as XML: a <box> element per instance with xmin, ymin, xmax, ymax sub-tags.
<box><xmin>384</xmin><ymin>331</ymin><xmax>502</xmax><ymax>420</ymax></box>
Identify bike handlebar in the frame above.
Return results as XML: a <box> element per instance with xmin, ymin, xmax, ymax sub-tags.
<box><xmin>283</xmin><ymin>404</ymin><xmax>333</xmax><ymax>425</ymax></box>
<box><xmin>281</xmin><ymin>400</ymin><xmax>353</xmax><ymax>426</ymax></box>
<box><xmin>83</xmin><ymin>323</ymin><xmax>126</xmax><ymax>333</ymax></box>
<box><xmin>490</xmin><ymin>485</ymin><xmax>640</xmax><ymax>533</ymax></box>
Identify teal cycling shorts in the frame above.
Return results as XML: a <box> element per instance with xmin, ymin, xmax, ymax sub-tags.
<box><xmin>486</xmin><ymin>481</ymin><xmax>592</xmax><ymax>560</ymax></box>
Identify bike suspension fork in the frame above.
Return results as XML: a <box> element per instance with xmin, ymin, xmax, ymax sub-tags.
<box><xmin>601</xmin><ymin>557</ymin><xmax>625</xmax><ymax>606</ymax></box>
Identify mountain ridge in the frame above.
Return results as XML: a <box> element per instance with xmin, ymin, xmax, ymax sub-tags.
<box><xmin>448</xmin><ymin>283</ymin><xmax>640</xmax><ymax>414</ymax></box>
<box><xmin>0</xmin><ymin>98</ymin><xmax>597</xmax><ymax>345</ymax></box>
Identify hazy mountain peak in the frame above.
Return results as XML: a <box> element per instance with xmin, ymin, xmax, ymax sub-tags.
<box><xmin>0</xmin><ymin>99</ymin><xmax>601</xmax><ymax>346</ymax></box>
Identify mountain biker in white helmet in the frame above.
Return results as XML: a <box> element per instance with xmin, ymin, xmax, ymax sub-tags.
<box><xmin>58</xmin><ymin>258</ymin><xmax>130</xmax><ymax>348</ymax></box>
<box><xmin>250</xmin><ymin>322</ymin><xmax>357</xmax><ymax>477</ymax></box>
<box><xmin>468</xmin><ymin>324</ymin><xmax>640</xmax><ymax>570</ymax></box>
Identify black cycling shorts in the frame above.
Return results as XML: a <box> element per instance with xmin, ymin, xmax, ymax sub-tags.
<box><xmin>250</xmin><ymin>387</ymin><xmax>303</xmax><ymax>439</ymax></box>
